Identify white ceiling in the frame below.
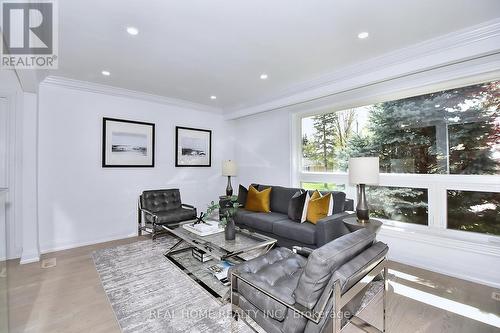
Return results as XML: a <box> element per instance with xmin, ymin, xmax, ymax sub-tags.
<box><xmin>45</xmin><ymin>0</ymin><xmax>500</xmax><ymax>112</ymax></box>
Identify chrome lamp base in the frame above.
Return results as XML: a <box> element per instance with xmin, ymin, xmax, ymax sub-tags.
<box><xmin>226</xmin><ymin>176</ymin><xmax>233</xmax><ymax>196</ymax></box>
<box><xmin>356</xmin><ymin>184</ymin><xmax>370</xmax><ymax>223</ymax></box>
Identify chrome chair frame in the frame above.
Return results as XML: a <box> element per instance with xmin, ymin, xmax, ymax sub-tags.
<box><xmin>230</xmin><ymin>257</ymin><xmax>388</xmax><ymax>333</ymax></box>
<box><xmin>137</xmin><ymin>196</ymin><xmax>196</xmax><ymax>239</ymax></box>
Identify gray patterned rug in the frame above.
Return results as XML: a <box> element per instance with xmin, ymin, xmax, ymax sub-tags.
<box><xmin>93</xmin><ymin>236</ymin><xmax>383</xmax><ymax>333</ymax></box>
<box><xmin>92</xmin><ymin>236</ymin><xmax>254</xmax><ymax>333</ymax></box>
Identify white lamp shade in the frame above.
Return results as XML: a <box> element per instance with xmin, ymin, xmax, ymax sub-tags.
<box><xmin>222</xmin><ymin>160</ymin><xmax>237</xmax><ymax>176</ymax></box>
<box><xmin>348</xmin><ymin>157</ymin><xmax>379</xmax><ymax>185</ymax></box>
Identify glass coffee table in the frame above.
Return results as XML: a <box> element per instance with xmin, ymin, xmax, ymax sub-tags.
<box><xmin>161</xmin><ymin>221</ymin><xmax>277</xmax><ymax>302</ymax></box>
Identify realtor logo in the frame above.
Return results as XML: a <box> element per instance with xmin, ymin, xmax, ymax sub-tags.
<box><xmin>1</xmin><ymin>0</ymin><xmax>58</xmax><ymax>68</ymax></box>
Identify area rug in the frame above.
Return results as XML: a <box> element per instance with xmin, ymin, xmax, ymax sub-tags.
<box><xmin>93</xmin><ymin>235</ymin><xmax>383</xmax><ymax>333</ymax></box>
<box><xmin>92</xmin><ymin>236</ymin><xmax>253</xmax><ymax>333</ymax></box>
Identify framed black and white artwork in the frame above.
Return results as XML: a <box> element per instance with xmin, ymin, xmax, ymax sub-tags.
<box><xmin>175</xmin><ymin>126</ymin><xmax>212</xmax><ymax>167</ymax></box>
<box><xmin>102</xmin><ymin>117</ymin><xmax>155</xmax><ymax>167</ymax></box>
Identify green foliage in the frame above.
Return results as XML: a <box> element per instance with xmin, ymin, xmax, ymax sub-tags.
<box><xmin>447</xmin><ymin>190</ymin><xmax>500</xmax><ymax>235</ymax></box>
<box><xmin>301</xmin><ymin>182</ymin><xmax>345</xmax><ymax>191</ymax></box>
<box><xmin>303</xmin><ymin>110</ymin><xmax>357</xmax><ymax>172</ymax></box>
<box><xmin>302</xmin><ymin>80</ymin><xmax>499</xmax><ymax>230</ymax></box>
<box><xmin>218</xmin><ymin>196</ymin><xmax>241</xmax><ymax>228</ymax></box>
<box><xmin>303</xmin><ymin>113</ymin><xmax>337</xmax><ymax>171</ymax></box>
<box><xmin>367</xmin><ymin>186</ymin><xmax>428</xmax><ymax>225</ymax></box>
<box><xmin>202</xmin><ymin>200</ymin><xmax>220</xmax><ymax>222</ymax></box>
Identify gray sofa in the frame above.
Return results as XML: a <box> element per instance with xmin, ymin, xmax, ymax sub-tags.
<box><xmin>234</xmin><ymin>184</ymin><xmax>354</xmax><ymax>248</ymax></box>
<box><xmin>230</xmin><ymin>229</ymin><xmax>388</xmax><ymax>333</ymax></box>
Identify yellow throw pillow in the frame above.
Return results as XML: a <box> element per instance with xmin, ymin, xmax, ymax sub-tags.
<box><xmin>310</xmin><ymin>190</ymin><xmax>321</xmax><ymax>201</ymax></box>
<box><xmin>245</xmin><ymin>185</ymin><xmax>272</xmax><ymax>213</ymax></box>
<box><xmin>306</xmin><ymin>191</ymin><xmax>333</xmax><ymax>224</ymax></box>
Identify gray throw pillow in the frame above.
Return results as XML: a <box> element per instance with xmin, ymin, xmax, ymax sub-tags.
<box><xmin>237</xmin><ymin>184</ymin><xmax>248</xmax><ymax>206</ymax></box>
<box><xmin>287</xmin><ymin>190</ymin><xmax>307</xmax><ymax>222</ymax></box>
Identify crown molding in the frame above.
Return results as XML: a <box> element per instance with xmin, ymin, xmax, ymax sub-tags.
<box><xmin>40</xmin><ymin>76</ymin><xmax>222</xmax><ymax>114</ymax></box>
<box><xmin>225</xmin><ymin>18</ymin><xmax>500</xmax><ymax>119</ymax></box>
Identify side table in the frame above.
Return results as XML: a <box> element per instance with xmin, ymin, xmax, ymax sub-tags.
<box><xmin>343</xmin><ymin>217</ymin><xmax>383</xmax><ymax>234</ymax></box>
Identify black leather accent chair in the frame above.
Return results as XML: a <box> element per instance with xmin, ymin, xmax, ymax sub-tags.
<box><xmin>138</xmin><ymin>189</ymin><xmax>197</xmax><ymax>239</ymax></box>
<box><xmin>230</xmin><ymin>229</ymin><xmax>389</xmax><ymax>333</ymax></box>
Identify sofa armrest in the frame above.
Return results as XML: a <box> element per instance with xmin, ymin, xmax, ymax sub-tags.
<box><xmin>292</xmin><ymin>246</ymin><xmax>314</xmax><ymax>258</ymax></box>
<box><xmin>315</xmin><ymin>212</ymin><xmax>351</xmax><ymax>247</ymax></box>
<box><xmin>333</xmin><ymin>242</ymin><xmax>388</xmax><ymax>293</ymax></box>
<box><xmin>182</xmin><ymin>204</ymin><xmax>197</xmax><ymax>218</ymax></box>
<box><xmin>139</xmin><ymin>208</ymin><xmax>158</xmax><ymax>223</ymax></box>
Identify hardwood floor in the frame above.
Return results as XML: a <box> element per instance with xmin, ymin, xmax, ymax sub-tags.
<box><xmin>5</xmin><ymin>236</ymin><xmax>500</xmax><ymax>333</ymax></box>
<box><xmin>6</xmin><ymin>237</ymin><xmax>145</xmax><ymax>333</ymax></box>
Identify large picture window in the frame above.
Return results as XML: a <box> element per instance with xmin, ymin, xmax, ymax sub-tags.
<box><xmin>302</xmin><ymin>81</ymin><xmax>499</xmax><ymax>175</ymax></box>
<box><xmin>299</xmin><ymin>80</ymin><xmax>499</xmax><ymax>234</ymax></box>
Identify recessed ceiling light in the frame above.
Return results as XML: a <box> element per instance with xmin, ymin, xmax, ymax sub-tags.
<box><xmin>101</xmin><ymin>70</ymin><xmax>110</xmax><ymax>76</ymax></box>
<box><xmin>126</xmin><ymin>26</ymin><xmax>139</xmax><ymax>36</ymax></box>
<box><xmin>210</xmin><ymin>95</ymin><xmax>217</xmax><ymax>100</ymax></box>
<box><xmin>260</xmin><ymin>73</ymin><xmax>268</xmax><ymax>80</ymax></box>
<box><xmin>358</xmin><ymin>32</ymin><xmax>369</xmax><ymax>39</ymax></box>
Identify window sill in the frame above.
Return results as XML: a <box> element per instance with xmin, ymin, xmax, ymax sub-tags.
<box><xmin>378</xmin><ymin>222</ymin><xmax>500</xmax><ymax>257</ymax></box>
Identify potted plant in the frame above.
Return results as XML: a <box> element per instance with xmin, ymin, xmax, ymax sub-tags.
<box><xmin>219</xmin><ymin>196</ymin><xmax>240</xmax><ymax>240</ymax></box>
<box><xmin>201</xmin><ymin>196</ymin><xmax>240</xmax><ymax>240</ymax></box>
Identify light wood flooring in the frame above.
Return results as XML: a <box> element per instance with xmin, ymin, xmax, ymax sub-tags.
<box><xmin>4</xmin><ymin>236</ymin><xmax>500</xmax><ymax>333</ymax></box>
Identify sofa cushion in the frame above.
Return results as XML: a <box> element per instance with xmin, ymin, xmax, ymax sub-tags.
<box><xmin>307</xmin><ymin>190</ymin><xmax>346</xmax><ymax>214</ymax></box>
<box><xmin>258</xmin><ymin>185</ymin><xmax>302</xmax><ymax>215</ymax></box>
<box><xmin>306</xmin><ymin>191</ymin><xmax>333</xmax><ymax>224</ymax></box>
<box><xmin>237</xmin><ymin>184</ymin><xmax>248</xmax><ymax>206</ymax></box>
<box><xmin>145</xmin><ymin>208</ymin><xmax>196</xmax><ymax>225</ymax></box>
<box><xmin>246</xmin><ymin>186</ymin><xmax>272</xmax><ymax>213</ymax></box>
<box><xmin>287</xmin><ymin>190</ymin><xmax>309</xmax><ymax>222</ymax></box>
<box><xmin>232</xmin><ymin>247</ymin><xmax>306</xmax><ymax>321</ymax></box>
<box><xmin>273</xmin><ymin>220</ymin><xmax>316</xmax><ymax>245</ymax></box>
<box><xmin>294</xmin><ymin>229</ymin><xmax>376</xmax><ymax>309</ymax></box>
<box><xmin>234</xmin><ymin>210</ymin><xmax>289</xmax><ymax>233</ymax></box>
<box><xmin>234</xmin><ymin>209</ymin><xmax>255</xmax><ymax>227</ymax></box>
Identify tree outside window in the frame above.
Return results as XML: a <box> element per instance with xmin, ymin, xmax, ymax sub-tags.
<box><xmin>301</xmin><ymin>80</ymin><xmax>499</xmax><ymax>230</ymax></box>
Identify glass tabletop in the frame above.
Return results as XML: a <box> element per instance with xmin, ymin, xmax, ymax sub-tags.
<box><xmin>161</xmin><ymin>220</ymin><xmax>277</xmax><ymax>303</ymax></box>
<box><xmin>163</xmin><ymin>220</ymin><xmax>276</xmax><ymax>260</ymax></box>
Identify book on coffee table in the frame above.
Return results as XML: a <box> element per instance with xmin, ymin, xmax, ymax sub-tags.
<box><xmin>207</xmin><ymin>261</ymin><xmax>234</xmax><ymax>285</ymax></box>
<box><xmin>182</xmin><ymin>220</ymin><xmax>224</xmax><ymax>236</ymax></box>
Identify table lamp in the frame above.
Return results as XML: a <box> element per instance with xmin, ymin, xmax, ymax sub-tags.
<box><xmin>348</xmin><ymin>157</ymin><xmax>379</xmax><ymax>223</ymax></box>
<box><xmin>222</xmin><ymin>160</ymin><xmax>237</xmax><ymax>196</ymax></box>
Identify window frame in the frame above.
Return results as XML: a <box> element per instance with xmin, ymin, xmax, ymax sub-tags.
<box><xmin>292</xmin><ymin>74</ymin><xmax>500</xmax><ymax>243</ymax></box>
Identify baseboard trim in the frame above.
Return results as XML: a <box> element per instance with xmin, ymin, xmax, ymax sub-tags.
<box><xmin>20</xmin><ymin>254</ymin><xmax>40</xmax><ymax>264</ymax></box>
<box><xmin>378</xmin><ymin>226</ymin><xmax>500</xmax><ymax>288</ymax></box>
<box><xmin>389</xmin><ymin>257</ymin><xmax>500</xmax><ymax>289</ymax></box>
<box><xmin>40</xmin><ymin>232</ymin><xmax>139</xmax><ymax>255</ymax></box>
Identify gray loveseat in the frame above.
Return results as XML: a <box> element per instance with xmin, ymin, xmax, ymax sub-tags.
<box><xmin>230</xmin><ymin>229</ymin><xmax>388</xmax><ymax>333</ymax></box>
<box><xmin>234</xmin><ymin>184</ymin><xmax>354</xmax><ymax>248</ymax></box>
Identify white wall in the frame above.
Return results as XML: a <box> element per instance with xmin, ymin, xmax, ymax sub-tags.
<box><xmin>0</xmin><ymin>98</ymin><xmax>7</xmax><ymax>189</ymax></box>
<box><xmin>232</xmin><ymin>108</ymin><xmax>292</xmax><ymax>188</ymax></box>
<box><xmin>0</xmin><ymin>97</ymin><xmax>7</xmax><ymax>261</ymax></box>
<box><xmin>0</xmin><ymin>70</ymin><xmax>24</xmax><ymax>259</ymax></box>
<box><xmin>37</xmin><ymin>83</ymin><xmax>234</xmax><ymax>253</ymax></box>
<box><xmin>20</xmin><ymin>92</ymin><xmax>40</xmax><ymax>263</ymax></box>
